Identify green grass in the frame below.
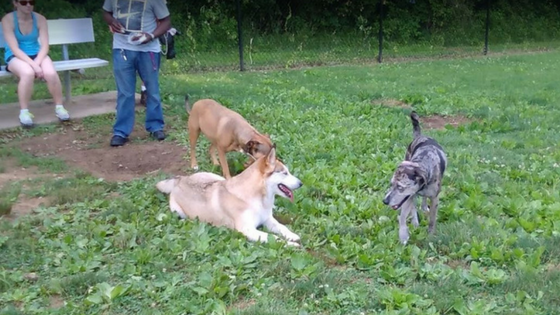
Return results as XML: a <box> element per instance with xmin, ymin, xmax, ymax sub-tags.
<box><xmin>0</xmin><ymin>147</ymin><xmax>68</xmax><ymax>174</ymax></box>
<box><xmin>1</xmin><ymin>48</ymin><xmax>560</xmax><ymax>314</ymax></box>
<box><xmin>0</xmin><ymin>184</ymin><xmax>21</xmax><ymax>217</ymax></box>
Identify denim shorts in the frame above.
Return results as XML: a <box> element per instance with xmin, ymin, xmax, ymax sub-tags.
<box><xmin>5</xmin><ymin>54</ymin><xmax>38</xmax><ymax>73</ymax></box>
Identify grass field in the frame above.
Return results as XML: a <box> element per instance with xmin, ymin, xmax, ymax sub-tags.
<box><xmin>1</xmin><ymin>49</ymin><xmax>560</xmax><ymax>314</ymax></box>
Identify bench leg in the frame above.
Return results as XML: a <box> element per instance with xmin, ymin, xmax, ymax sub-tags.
<box><xmin>64</xmin><ymin>70</ymin><xmax>71</xmax><ymax>104</ymax></box>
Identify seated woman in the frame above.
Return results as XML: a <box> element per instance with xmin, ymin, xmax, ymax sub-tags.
<box><xmin>1</xmin><ymin>0</ymin><xmax>70</xmax><ymax>128</ymax></box>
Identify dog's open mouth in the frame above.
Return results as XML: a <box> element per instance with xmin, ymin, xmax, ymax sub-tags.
<box><xmin>393</xmin><ymin>195</ymin><xmax>410</xmax><ymax>210</ymax></box>
<box><xmin>278</xmin><ymin>184</ymin><xmax>294</xmax><ymax>202</ymax></box>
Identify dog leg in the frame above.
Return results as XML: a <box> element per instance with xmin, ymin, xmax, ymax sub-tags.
<box><xmin>208</xmin><ymin>144</ymin><xmax>220</xmax><ymax>165</ymax></box>
<box><xmin>428</xmin><ymin>196</ymin><xmax>439</xmax><ymax>234</ymax></box>
<box><xmin>188</xmin><ymin>124</ymin><xmax>200</xmax><ymax>171</ymax></box>
<box><xmin>398</xmin><ymin>200</ymin><xmax>414</xmax><ymax>244</ymax></box>
<box><xmin>217</xmin><ymin>147</ymin><xmax>232</xmax><ymax>179</ymax></box>
<box><xmin>411</xmin><ymin>203</ymin><xmax>420</xmax><ymax>228</ymax></box>
<box><xmin>264</xmin><ymin>217</ymin><xmax>301</xmax><ymax>244</ymax></box>
<box><xmin>169</xmin><ymin>195</ymin><xmax>187</xmax><ymax>219</ymax></box>
<box><xmin>421</xmin><ymin>197</ymin><xmax>429</xmax><ymax>212</ymax></box>
<box><xmin>239</xmin><ymin>227</ymin><xmax>276</xmax><ymax>243</ymax></box>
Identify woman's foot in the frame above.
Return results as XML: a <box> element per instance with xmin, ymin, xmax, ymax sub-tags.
<box><xmin>19</xmin><ymin>110</ymin><xmax>34</xmax><ymax>128</ymax></box>
<box><xmin>55</xmin><ymin>105</ymin><xmax>70</xmax><ymax>121</ymax></box>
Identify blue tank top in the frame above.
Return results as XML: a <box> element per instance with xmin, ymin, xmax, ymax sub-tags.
<box><xmin>4</xmin><ymin>11</ymin><xmax>40</xmax><ymax>63</ymax></box>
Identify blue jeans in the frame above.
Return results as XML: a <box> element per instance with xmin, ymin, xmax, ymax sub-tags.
<box><xmin>112</xmin><ymin>49</ymin><xmax>164</xmax><ymax>138</ymax></box>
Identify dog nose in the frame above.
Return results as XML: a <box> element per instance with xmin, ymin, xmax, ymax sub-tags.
<box><xmin>382</xmin><ymin>197</ymin><xmax>389</xmax><ymax>205</ymax></box>
<box><xmin>297</xmin><ymin>180</ymin><xmax>303</xmax><ymax>188</ymax></box>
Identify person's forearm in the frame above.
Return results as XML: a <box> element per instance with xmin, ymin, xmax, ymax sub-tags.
<box><xmin>34</xmin><ymin>46</ymin><xmax>49</xmax><ymax>65</ymax></box>
<box><xmin>12</xmin><ymin>48</ymin><xmax>38</xmax><ymax>66</ymax></box>
<box><xmin>152</xmin><ymin>17</ymin><xmax>171</xmax><ymax>38</ymax></box>
<box><xmin>103</xmin><ymin>10</ymin><xmax>115</xmax><ymax>25</ymax></box>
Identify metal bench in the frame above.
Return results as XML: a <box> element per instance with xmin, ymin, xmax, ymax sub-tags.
<box><xmin>0</xmin><ymin>18</ymin><xmax>109</xmax><ymax>102</ymax></box>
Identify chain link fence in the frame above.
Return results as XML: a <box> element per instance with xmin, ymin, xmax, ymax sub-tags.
<box><xmin>167</xmin><ymin>0</ymin><xmax>560</xmax><ymax>73</ymax></box>
<box><xmin>2</xmin><ymin>0</ymin><xmax>558</xmax><ymax>74</ymax></box>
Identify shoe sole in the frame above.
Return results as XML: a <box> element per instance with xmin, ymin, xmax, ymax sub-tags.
<box><xmin>151</xmin><ymin>134</ymin><xmax>166</xmax><ymax>141</ymax></box>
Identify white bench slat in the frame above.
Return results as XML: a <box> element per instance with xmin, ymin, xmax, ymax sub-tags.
<box><xmin>45</xmin><ymin>18</ymin><xmax>96</xmax><ymax>46</ymax></box>
<box><xmin>52</xmin><ymin>58</ymin><xmax>109</xmax><ymax>72</ymax></box>
<box><xmin>0</xmin><ymin>58</ymin><xmax>108</xmax><ymax>77</ymax></box>
<box><xmin>0</xmin><ymin>18</ymin><xmax>96</xmax><ymax>47</ymax></box>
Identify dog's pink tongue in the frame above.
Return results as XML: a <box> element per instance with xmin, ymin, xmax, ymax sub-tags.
<box><xmin>286</xmin><ymin>189</ymin><xmax>294</xmax><ymax>202</ymax></box>
<box><xmin>279</xmin><ymin>184</ymin><xmax>294</xmax><ymax>202</ymax></box>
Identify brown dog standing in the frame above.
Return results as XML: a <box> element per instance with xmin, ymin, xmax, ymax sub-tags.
<box><xmin>185</xmin><ymin>95</ymin><xmax>273</xmax><ymax>179</ymax></box>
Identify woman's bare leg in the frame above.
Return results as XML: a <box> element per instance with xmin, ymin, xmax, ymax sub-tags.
<box><xmin>39</xmin><ymin>56</ymin><xmax>63</xmax><ymax>105</ymax></box>
<box><xmin>7</xmin><ymin>58</ymin><xmax>35</xmax><ymax>110</ymax></box>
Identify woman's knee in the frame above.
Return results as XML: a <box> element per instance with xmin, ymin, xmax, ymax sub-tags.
<box><xmin>43</xmin><ymin>69</ymin><xmax>60</xmax><ymax>83</ymax></box>
<box><xmin>16</xmin><ymin>66</ymin><xmax>36</xmax><ymax>82</ymax></box>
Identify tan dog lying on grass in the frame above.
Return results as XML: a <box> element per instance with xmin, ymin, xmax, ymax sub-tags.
<box><xmin>185</xmin><ymin>95</ymin><xmax>273</xmax><ymax>179</ymax></box>
<box><xmin>156</xmin><ymin>147</ymin><xmax>303</xmax><ymax>246</ymax></box>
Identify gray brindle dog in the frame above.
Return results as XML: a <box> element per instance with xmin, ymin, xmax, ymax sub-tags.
<box><xmin>383</xmin><ymin>111</ymin><xmax>447</xmax><ymax>244</ymax></box>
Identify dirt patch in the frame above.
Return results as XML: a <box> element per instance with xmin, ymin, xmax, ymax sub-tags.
<box><xmin>372</xmin><ymin>99</ymin><xmax>473</xmax><ymax>129</ymax></box>
<box><xmin>15</xmin><ymin>126</ymin><xmax>189</xmax><ymax>182</ymax></box>
<box><xmin>49</xmin><ymin>295</ymin><xmax>65</xmax><ymax>309</ymax></box>
<box><xmin>0</xmin><ymin>160</ymin><xmax>58</xmax><ymax>220</ymax></box>
<box><xmin>373</xmin><ymin>98</ymin><xmax>412</xmax><ymax>109</ymax></box>
<box><xmin>0</xmin><ymin>161</ymin><xmax>42</xmax><ymax>189</ymax></box>
<box><xmin>1</xmin><ymin>123</ymin><xmax>191</xmax><ymax>219</ymax></box>
<box><xmin>10</xmin><ymin>196</ymin><xmax>49</xmax><ymax>218</ymax></box>
<box><xmin>545</xmin><ymin>263</ymin><xmax>560</xmax><ymax>272</ymax></box>
<box><xmin>446</xmin><ymin>259</ymin><xmax>469</xmax><ymax>270</ymax></box>
<box><xmin>228</xmin><ymin>299</ymin><xmax>256</xmax><ymax>311</ymax></box>
<box><xmin>420</xmin><ymin>114</ymin><xmax>472</xmax><ymax>130</ymax></box>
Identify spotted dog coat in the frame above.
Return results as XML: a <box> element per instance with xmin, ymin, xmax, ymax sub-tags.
<box><xmin>383</xmin><ymin>111</ymin><xmax>447</xmax><ymax>244</ymax></box>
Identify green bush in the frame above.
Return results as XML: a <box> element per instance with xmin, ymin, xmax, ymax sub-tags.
<box><xmin>2</xmin><ymin>0</ymin><xmax>559</xmax><ymax>63</ymax></box>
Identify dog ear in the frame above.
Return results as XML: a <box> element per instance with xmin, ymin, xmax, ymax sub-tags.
<box><xmin>243</xmin><ymin>140</ymin><xmax>259</xmax><ymax>154</ymax></box>
<box><xmin>265</xmin><ymin>147</ymin><xmax>277</xmax><ymax>169</ymax></box>
<box><xmin>414</xmin><ymin>166</ymin><xmax>428</xmax><ymax>187</ymax></box>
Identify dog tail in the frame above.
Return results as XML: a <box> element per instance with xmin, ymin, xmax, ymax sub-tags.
<box><xmin>156</xmin><ymin>177</ymin><xmax>178</xmax><ymax>194</ymax></box>
<box><xmin>410</xmin><ymin>111</ymin><xmax>422</xmax><ymax>138</ymax></box>
<box><xmin>185</xmin><ymin>95</ymin><xmax>192</xmax><ymax>114</ymax></box>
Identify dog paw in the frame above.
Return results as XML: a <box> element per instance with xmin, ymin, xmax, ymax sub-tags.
<box><xmin>286</xmin><ymin>240</ymin><xmax>301</xmax><ymax>247</ymax></box>
<box><xmin>284</xmin><ymin>232</ymin><xmax>301</xmax><ymax>243</ymax></box>
<box><xmin>192</xmin><ymin>165</ymin><xmax>199</xmax><ymax>171</ymax></box>
<box><xmin>399</xmin><ymin>227</ymin><xmax>409</xmax><ymax>245</ymax></box>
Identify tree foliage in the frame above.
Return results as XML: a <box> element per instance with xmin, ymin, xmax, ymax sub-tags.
<box><xmin>1</xmin><ymin>0</ymin><xmax>559</xmax><ymax>50</ymax></box>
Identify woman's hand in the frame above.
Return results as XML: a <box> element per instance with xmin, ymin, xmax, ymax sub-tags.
<box><xmin>31</xmin><ymin>62</ymin><xmax>44</xmax><ymax>79</ymax></box>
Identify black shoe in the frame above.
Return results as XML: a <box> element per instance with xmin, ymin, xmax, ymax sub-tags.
<box><xmin>110</xmin><ymin>135</ymin><xmax>128</xmax><ymax>147</ymax></box>
<box><xmin>150</xmin><ymin>130</ymin><xmax>166</xmax><ymax>141</ymax></box>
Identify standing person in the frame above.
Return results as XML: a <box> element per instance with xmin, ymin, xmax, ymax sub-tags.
<box><xmin>102</xmin><ymin>0</ymin><xmax>171</xmax><ymax>147</ymax></box>
<box><xmin>1</xmin><ymin>0</ymin><xmax>70</xmax><ymax>128</ymax></box>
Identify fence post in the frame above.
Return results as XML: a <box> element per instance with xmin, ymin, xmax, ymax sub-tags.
<box><xmin>378</xmin><ymin>0</ymin><xmax>384</xmax><ymax>63</ymax></box>
<box><xmin>483</xmin><ymin>0</ymin><xmax>490</xmax><ymax>55</ymax></box>
<box><xmin>236</xmin><ymin>0</ymin><xmax>245</xmax><ymax>71</ymax></box>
